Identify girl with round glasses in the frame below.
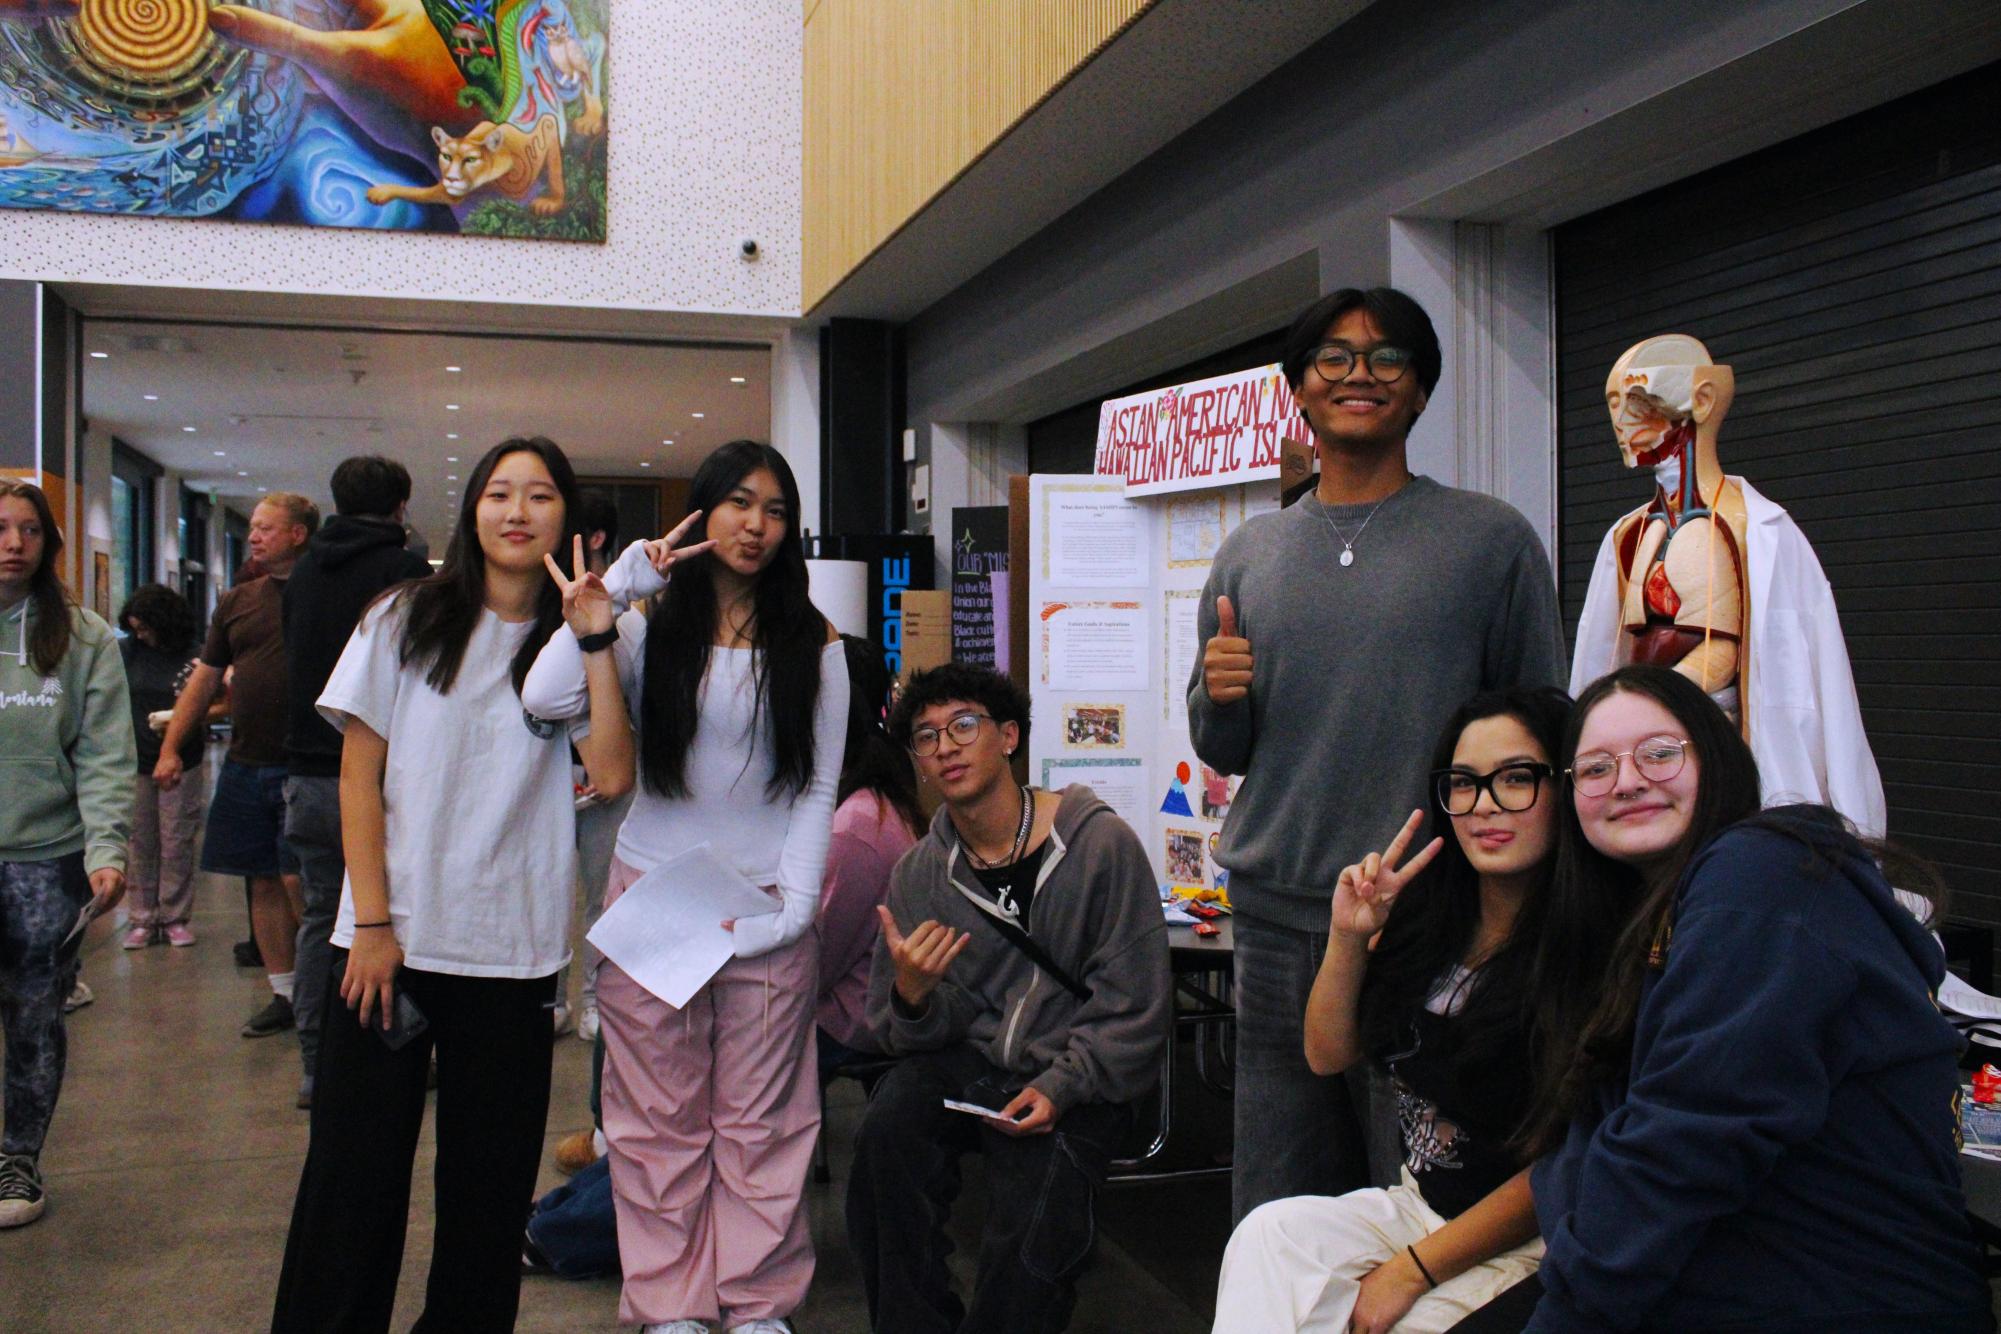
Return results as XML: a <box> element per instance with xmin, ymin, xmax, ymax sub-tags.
<box><xmin>1215</xmin><ymin>686</ymin><xmax>1631</xmax><ymax>1333</ymax></box>
<box><xmin>1519</xmin><ymin>663</ymin><xmax>1989</xmax><ymax>1332</ymax></box>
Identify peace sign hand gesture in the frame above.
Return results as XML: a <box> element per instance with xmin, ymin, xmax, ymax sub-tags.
<box><xmin>544</xmin><ymin>535</ymin><xmax>617</xmax><ymax>639</ymax></box>
<box><xmin>1330</xmin><ymin>809</ymin><xmax>1444</xmax><ymax>939</ymax></box>
<box><xmin>640</xmin><ymin>510</ymin><xmax>719</xmax><ymax>579</ymax></box>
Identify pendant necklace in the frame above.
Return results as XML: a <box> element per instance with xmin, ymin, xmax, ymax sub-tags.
<box><xmin>961</xmin><ymin>784</ymin><xmax>1034</xmax><ymax>917</ymax></box>
<box><xmin>1313</xmin><ymin>476</ymin><xmax>1406</xmax><ymax>567</ymax></box>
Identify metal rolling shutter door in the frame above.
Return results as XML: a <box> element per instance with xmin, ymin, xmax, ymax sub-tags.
<box><xmin>1554</xmin><ymin>62</ymin><xmax>2001</xmax><ymax>924</ymax></box>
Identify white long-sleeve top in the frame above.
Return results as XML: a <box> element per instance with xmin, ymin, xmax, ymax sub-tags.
<box><xmin>521</xmin><ymin>541</ymin><xmax>848</xmax><ymax>958</ymax></box>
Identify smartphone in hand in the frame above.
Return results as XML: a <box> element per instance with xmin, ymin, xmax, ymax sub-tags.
<box><xmin>378</xmin><ymin>989</ymin><xmax>430</xmax><ymax>1051</ymax></box>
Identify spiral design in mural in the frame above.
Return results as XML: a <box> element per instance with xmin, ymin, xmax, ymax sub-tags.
<box><xmin>74</xmin><ymin>0</ymin><xmax>212</xmax><ymax>84</ymax></box>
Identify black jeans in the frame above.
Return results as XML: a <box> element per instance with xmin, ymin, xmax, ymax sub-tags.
<box><xmin>845</xmin><ymin>1044</ymin><xmax>1129</xmax><ymax>1334</ymax></box>
<box><xmin>271</xmin><ymin>954</ymin><xmax>556</xmax><ymax>1334</ymax></box>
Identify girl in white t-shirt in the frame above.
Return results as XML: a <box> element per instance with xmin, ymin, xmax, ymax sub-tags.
<box><xmin>273</xmin><ymin>437</ymin><xmax>634</xmax><ymax>1333</ymax></box>
<box><xmin>523</xmin><ymin>440</ymin><xmax>846</xmax><ymax>1334</ymax></box>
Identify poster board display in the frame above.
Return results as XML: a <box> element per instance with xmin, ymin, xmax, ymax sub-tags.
<box><xmin>1026</xmin><ymin>474</ymin><xmax>1280</xmax><ymax>892</ymax></box>
<box><xmin>949</xmin><ymin>505</ymin><xmax>1010</xmax><ymax>670</ymax></box>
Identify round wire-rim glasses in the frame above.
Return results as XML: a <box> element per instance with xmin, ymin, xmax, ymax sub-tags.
<box><xmin>909</xmin><ymin>711</ymin><xmax>994</xmax><ymax>757</ymax></box>
<box><xmin>1432</xmin><ymin>762</ymin><xmax>1554</xmax><ymax>815</ymax></box>
<box><xmin>1567</xmin><ymin>735</ymin><xmax>1691</xmax><ymax>797</ymax></box>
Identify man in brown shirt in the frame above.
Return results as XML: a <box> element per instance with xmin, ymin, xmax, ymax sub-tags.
<box><xmin>157</xmin><ymin>494</ymin><xmax>317</xmax><ymax>1042</ymax></box>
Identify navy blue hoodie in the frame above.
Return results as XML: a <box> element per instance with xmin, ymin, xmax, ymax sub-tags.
<box><xmin>1527</xmin><ymin>808</ymin><xmax>1992</xmax><ymax>1333</ymax></box>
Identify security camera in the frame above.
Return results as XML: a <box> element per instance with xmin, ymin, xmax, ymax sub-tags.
<box><xmin>739</xmin><ymin>237</ymin><xmax>760</xmax><ymax>260</ymax></box>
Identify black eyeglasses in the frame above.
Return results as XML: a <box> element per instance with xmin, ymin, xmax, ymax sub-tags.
<box><xmin>1432</xmin><ymin>762</ymin><xmax>1553</xmax><ymax>815</ymax></box>
<box><xmin>1310</xmin><ymin>343</ymin><xmax>1413</xmax><ymax>384</ymax></box>
<box><xmin>909</xmin><ymin>712</ymin><xmax>994</xmax><ymax>757</ymax></box>
<box><xmin>1567</xmin><ymin>736</ymin><xmax>1690</xmax><ymax>797</ymax></box>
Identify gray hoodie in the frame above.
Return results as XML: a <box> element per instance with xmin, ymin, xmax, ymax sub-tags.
<box><xmin>866</xmin><ymin>784</ymin><xmax>1171</xmax><ymax>1113</ymax></box>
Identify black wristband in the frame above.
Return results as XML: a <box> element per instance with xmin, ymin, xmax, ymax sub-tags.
<box><xmin>1408</xmin><ymin>1244</ymin><xmax>1439</xmax><ymax>1289</ymax></box>
<box><xmin>352</xmin><ymin>921</ymin><xmax>393</xmax><ymax>930</ymax></box>
<box><xmin>576</xmin><ymin>628</ymin><xmax>618</xmax><ymax>654</ymax></box>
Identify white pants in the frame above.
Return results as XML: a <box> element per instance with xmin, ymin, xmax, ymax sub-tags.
<box><xmin>1211</xmin><ymin>1171</ymin><xmax>1543</xmax><ymax>1334</ymax></box>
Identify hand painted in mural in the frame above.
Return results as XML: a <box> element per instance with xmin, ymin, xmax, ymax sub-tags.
<box><xmin>1599</xmin><ymin>335</ymin><xmax>1747</xmax><ymax>721</ymax></box>
<box><xmin>366</xmin><ymin>112</ymin><xmax>561</xmax><ymax>213</ymax></box>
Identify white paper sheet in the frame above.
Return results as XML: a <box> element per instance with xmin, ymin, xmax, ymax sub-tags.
<box><xmin>1042</xmin><ymin>757</ymin><xmax>1148</xmax><ymax>834</ymax></box>
<box><xmin>585</xmin><ymin>843</ymin><xmax>778</xmax><ymax>1008</ymax></box>
<box><xmin>1041</xmin><ymin>600</ymin><xmax>1148</xmax><ymax>692</ymax></box>
<box><xmin>1044</xmin><ymin>484</ymin><xmax>1150</xmax><ymax>586</ymax></box>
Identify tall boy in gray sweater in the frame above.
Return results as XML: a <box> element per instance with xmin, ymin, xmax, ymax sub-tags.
<box><xmin>1191</xmin><ymin>288</ymin><xmax>1565</xmax><ymax>1224</ymax></box>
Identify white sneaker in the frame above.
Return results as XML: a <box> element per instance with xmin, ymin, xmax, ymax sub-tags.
<box><xmin>0</xmin><ymin>1154</ymin><xmax>46</xmax><ymax>1228</ymax></box>
<box><xmin>729</xmin><ymin>1321</ymin><xmax>794</xmax><ymax>1334</ymax></box>
<box><xmin>642</xmin><ymin>1323</ymin><xmax>709</xmax><ymax>1334</ymax></box>
<box><xmin>62</xmin><ymin>980</ymin><xmax>93</xmax><ymax>1013</ymax></box>
<box><xmin>550</xmin><ymin>1002</ymin><xmax>572</xmax><ymax>1036</ymax></box>
<box><xmin>576</xmin><ymin>1001</ymin><xmax>599</xmax><ymax>1043</ymax></box>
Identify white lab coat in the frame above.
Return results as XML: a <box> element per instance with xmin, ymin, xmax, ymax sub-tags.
<box><xmin>1571</xmin><ymin>478</ymin><xmax>1887</xmax><ymax>838</ymax></box>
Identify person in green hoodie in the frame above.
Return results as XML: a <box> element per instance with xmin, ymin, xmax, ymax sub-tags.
<box><xmin>0</xmin><ymin>479</ymin><xmax>134</xmax><ymax>1229</ymax></box>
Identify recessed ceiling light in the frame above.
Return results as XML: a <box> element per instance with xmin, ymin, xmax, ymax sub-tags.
<box><xmin>446</xmin><ymin>404</ymin><xmax>460</xmax><ymax>411</ymax></box>
<box><xmin>447</xmin><ymin>475</ymin><xmax>457</xmax><ymax>481</ymax></box>
<box><xmin>446</xmin><ymin>456</ymin><xmax>458</xmax><ymax>462</ymax></box>
<box><xmin>143</xmin><ymin>394</ymin><xmax>158</xmax><ymax>401</ymax></box>
<box><xmin>89</xmin><ymin>351</ymin><xmax>108</xmax><ymax>359</ymax></box>
<box><xmin>237</xmin><ymin>470</ymin><xmax>248</xmax><ymax>477</ymax></box>
<box><xmin>182</xmin><ymin>426</ymin><xmax>196</xmax><ymax>433</ymax></box>
<box><xmin>212</xmin><ymin>450</ymin><xmax>226</xmax><ymax>457</ymax></box>
<box><xmin>446</xmin><ymin>433</ymin><xmax>459</xmax><ymax>440</ymax></box>
<box><xmin>661</xmin><ymin>439</ymin><xmax>673</xmax><ymax>445</ymax></box>
<box><xmin>639</xmin><ymin>461</ymin><xmax>651</xmax><ymax>468</ymax></box>
<box><xmin>446</xmin><ymin>365</ymin><xmax>462</xmax><ymax>373</ymax></box>
<box><xmin>729</xmin><ymin>376</ymin><xmax>746</xmax><ymax>384</ymax></box>
<box><xmin>691</xmin><ymin>412</ymin><xmax>704</xmax><ymax>418</ymax></box>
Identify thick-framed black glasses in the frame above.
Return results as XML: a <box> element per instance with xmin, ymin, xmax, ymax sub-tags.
<box><xmin>1310</xmin><ymin>343</ymin><xmax>1414</xmax><ymax>384</ymax></box>
<box><xmin>1432</xmin><ymin>762</ymin><xmax>1553</xmax><ymax>815</ymax></box>
<box><xmin>909</xmin><ymin>711</ymin><xmax>994</xmax><ymax>757</ymax></box>
<box><xmin>1567</xmin><ymin>735</ymin><xmax>1690</xmax><ymax>797</ymax></box>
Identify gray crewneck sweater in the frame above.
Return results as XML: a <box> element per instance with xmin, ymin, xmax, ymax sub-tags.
<box><xmin>1186</xmin><ymin>475</ymin><xmax>1564</xmax><ymax>932</ymax></box>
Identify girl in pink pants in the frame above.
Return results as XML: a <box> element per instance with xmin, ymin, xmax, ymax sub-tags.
<box><xmin>523</xmin><ymin>442</ymin><xmax>848</xmax><ymax>1333</ymax></box>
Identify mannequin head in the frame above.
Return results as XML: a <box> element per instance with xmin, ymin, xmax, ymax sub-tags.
<box><xmin>1604</xmin><ymin>335</ymin><xmax>1734</xmax><ymax>494</ymax></box>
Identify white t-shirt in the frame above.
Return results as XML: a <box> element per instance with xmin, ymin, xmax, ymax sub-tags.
<box><xmin>520</xmin><ymin>541</ymin><xmax>848</xmax><ymax>958</ymax></box>
<box><xmin>320</xmin><ymin>595</ymin><xmax>582</xmax><ymax>979</ymax></box>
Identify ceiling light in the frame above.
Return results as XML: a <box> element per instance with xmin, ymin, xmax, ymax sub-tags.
<box><xmin>446</xmin><ymin>404</ymin><xmax>460</xmax><ymax>411</ymax></box>
<box><xmin>143</xmin><ymin>394</ymin><xmax>158</xmax><ymax>401</ymax></box>
<box><xmin>212</xmin><ymin>450</ymin><xmax>226</xmax><ymax>457</ymax></box>
<box><xmin>182</xmin><ymin>426</ymin><xmax>196</xmax><ymax>433</ymax></box>
<box><xmin>639</xmin><ymin>461</ymin><xmax>651</xmax><ymax>468</ymax></box>
<box><xmin>447</xmin><ymin>475</ymin><xmax>457</xmax><ymax>481</ymax></box>
<box><xmin>446</xmin><ymin>456</ymin><xmax>458</xmax><ymax>462</ymax></box>
<box><xmin>446</xmin><ymin>433</ymin><xmax>459</xmax><ymax>440</ymax></box>
<box><xmin>661</xmin><ymin>439</ymin><xmax>673</xmax><ymax>445</ymax></box>
<box><xmin>237</xmin><ymin>470</ymin><xmax>248</xmax><ymax>477</ymax></box>
<box><xmin>446</xmin><ymin>365</ymin><xmax>462</xmax><ymax>373</ymax></box>
<box><xmin>89</xmin><ymin>350</ymin><xmax>108</xmax><ymax>359</ymax></box>
<box><xmin>691</xmin><ymin>412</ymin><xmax>704</xmax><ymax>418</ymax></box>
<box><xmin>729</xmin><ymin>376</ymin><xmax>746</xmax><ymax>384</ymax></box>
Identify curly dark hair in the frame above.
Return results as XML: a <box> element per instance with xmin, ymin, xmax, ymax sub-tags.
<box><xmin>119</xmin><ymin>582</ymin><xmax>199</xmax><ymax>655</ymax></box>
<box><xmin>888</xmin><ymin>662</ymin><xmax>1031</xmax><ymax>753</ymax></box>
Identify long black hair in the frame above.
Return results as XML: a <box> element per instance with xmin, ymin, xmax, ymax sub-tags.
<box><xmin>120</xmin><ymin>583</ymin><xmax>199</xmax><ymax>655</ymax></box>
<box><xmin>638</xmin><ymin>441</ymin><xmax>824</xmax><ymax>799</ymax></box>
<box><xmin>389</xmin><ymin>436</ymin><xmax>580</xmax><ymax>695</ymax></box>
<box><xmin>0</xmin><ymin>480</ymin><xmax>73</xmax><ymax>675</ymax></box>
<box><xmin>1522</xmin><ymin>663</ymin><xmax>1763</xmax><ymax>1152</ymax></box>
<box><xmin>1357</xmin><ymin>687</ymin><xmax>1593</xmax><ymax>1094</ymax></box>
<box><xmin>837</xmin><ymin>634</ymin><xmax>922</xmax><ymax>836</ymax></box>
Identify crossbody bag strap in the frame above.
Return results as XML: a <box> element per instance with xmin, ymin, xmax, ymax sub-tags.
<box><xmin>967</xmin><ymin>909</ymin><xmax>1092</xmax><ymax>1002</ymax></box>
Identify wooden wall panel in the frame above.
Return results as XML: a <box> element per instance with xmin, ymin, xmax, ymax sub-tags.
<box><xmin>802</xmin><ymin>0</ymin><xmax>1154</xmax><ymax>311</ymax></box>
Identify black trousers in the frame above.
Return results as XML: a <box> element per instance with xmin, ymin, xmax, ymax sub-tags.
<box><xmin>845</xmin><ymin>1044</ymin><xmax>1130</xmax><ymax>1334</ymax></box>
<box><xmin>271</xmin><ymin>953</ymin><xmax>556</xmax><ymax>1334</ymax></box>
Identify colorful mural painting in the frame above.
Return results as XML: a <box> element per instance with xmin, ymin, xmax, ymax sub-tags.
<box><xmin>0</xmin><ymin>0</ymin><xmax>608</xmax><ymax>239</ymax></box>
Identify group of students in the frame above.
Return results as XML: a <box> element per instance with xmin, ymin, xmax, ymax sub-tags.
<box><xmin>1</xmin><ymin>279</ymin><xmax>1995</xmax><ymax>1334</ymax></box>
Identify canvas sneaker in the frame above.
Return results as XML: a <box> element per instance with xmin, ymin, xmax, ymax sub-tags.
<box><xmin>0</xmin><ymin>1154</ymin><xmax>46</xmax><ymax>1228</ymax></box>
<box><xmin>62</xmin><ymin>980</ymin><xmax>93</xmax><ymax>1013</ymax></box>
<box><xmin>163</xmin><ymin>923</ymin><xmax>196</xmax><ymax>947</ymax></box>
<box><xmin>577</xmin><ymin>1000</ymin><xmax>599</xmax><ymax>1043</ymax></box>
<box><xmin>121</xmin><ymin>925</ymin><xmax>156</xmax><ymax>950</ymax></box>
<box><xmin>729</xmin><ymin>1320</ymin><xmax>795</xmax><ymax>1334</ymax></box>
<box><xmin>241</xmin><ymin>993</ymin><xmax>295</xmax><ymax>1038</ymax></box>
<box><xmin>641</xmin><ymin>1323</ymin><xmax>709</xmax><ymax>1334</ymax></box>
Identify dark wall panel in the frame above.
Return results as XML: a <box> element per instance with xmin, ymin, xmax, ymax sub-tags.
<box><xmin>1554</xmin><ymin>62</ymin><xmax>2001</xmax><ymax>923</ymax></box>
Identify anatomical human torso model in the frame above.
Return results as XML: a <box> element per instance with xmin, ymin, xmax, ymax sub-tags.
<box><xmin>1572</xmin><ymin>334</ymin><xmax>1887</xmax><ymax>836</ymax></box>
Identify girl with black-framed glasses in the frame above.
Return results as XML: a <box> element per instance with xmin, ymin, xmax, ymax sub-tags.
<box><xmin>1215</xmin><ymin>686</ymin><xmax>1632</xmax><ymax>1334</ymax></box>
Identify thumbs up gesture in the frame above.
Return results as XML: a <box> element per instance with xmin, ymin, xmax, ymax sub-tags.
<box><xmin>1203</xmin><ymin>595</ymin><xmax>1254</xmax><ymax>705</ymax></box>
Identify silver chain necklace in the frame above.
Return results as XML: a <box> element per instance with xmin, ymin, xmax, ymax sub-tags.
<box><xmin>1312</xmin><ymin>475</ymin><xmax>1408</xmax><ymax>567</ymax></box>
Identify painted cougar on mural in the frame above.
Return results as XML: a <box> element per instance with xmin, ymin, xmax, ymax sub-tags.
<box><xmin>365</xmin><ymin>115</ymin><xmax>565</xmax><ymax>215</ymax></box>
